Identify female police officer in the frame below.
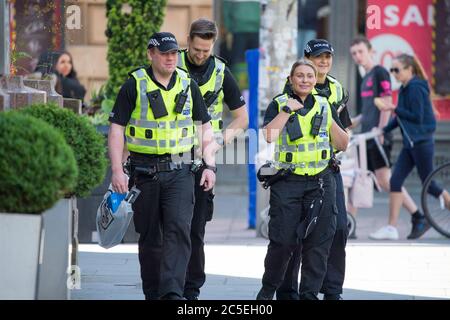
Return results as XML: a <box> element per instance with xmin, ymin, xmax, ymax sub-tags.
<box><xmin>256</xmin><ymin>59</ymin><xmax>349</xmax><ymax>300</ymax></box>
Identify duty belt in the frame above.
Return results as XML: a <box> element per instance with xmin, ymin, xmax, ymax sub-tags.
<box><xmin>125</xmin><ymin>160</ymin><xmax>184</xmax><ymax>176</ymax></box>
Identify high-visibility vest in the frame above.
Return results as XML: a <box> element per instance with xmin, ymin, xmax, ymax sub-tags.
<box><xmin>125</xmin><ymin>67</ymin><xmax>195</xmax><ymax>155</ymax></box>
<box><xmin>178</xmin><ymin>50</ymin><xmax>225</xmax><ymax>133</ymax></box>
<box><xmin>273</xmin><ymin>94</ymin><xmax>332</xmax><ymax>176</ymax></box>
<box><xmin>312</xmin><ymin>75</ymin><xmax>344</xmax><ymax>105</ymax></box>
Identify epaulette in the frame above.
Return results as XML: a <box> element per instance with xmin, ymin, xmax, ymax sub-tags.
<box><xmin>273</xmin><ymin>92</ymin><xmax>288</xmax><ymax>101</ymax></box>
<box><xmin>176</xmin><ymin>65</ymin><xmax>189</xmax><ymax>73</ymax></box>
<box><xmin>128</xmin><ymin>66</ymin><xmax>147</xmax><ymax>77</ymax></box>
<box><xmin>214</xmin><ymin>55</ymin><xmax>228</xmax><ymax>65</ymax></box>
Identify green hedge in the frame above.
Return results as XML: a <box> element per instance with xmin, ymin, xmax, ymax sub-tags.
<box><xmin>19</xmin><ymin>104</ymin><xmax>108</xmax><ymax>198</ymax></box>
<box><xmin>105</xmin><ymin>0</ymin><xmax>167</xmax><ymax>98</ymax></box>
<box><xmin>0</xmin><ymin>112</ymin><xmax>78</xmax><ymax>213</ymax></box>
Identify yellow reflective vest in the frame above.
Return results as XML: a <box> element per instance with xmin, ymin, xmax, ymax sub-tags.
<box><xmin>125</xmin><ymin>67</ymin><xmax>195</xmax><ymax>155</ymax></box>
<box><xmin>178</xmin><ymin>50</ymin><xmax>225</xmax><ymax>133</ymax></box>
<box><xmin>273</xmin><ymin>94</ymin><xmax>332</xmax><ymax>176</ymax></box>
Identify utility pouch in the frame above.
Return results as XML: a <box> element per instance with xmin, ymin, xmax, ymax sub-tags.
<box><xmin>260</xmin><ymin>167</ymin><xmax>292</xmax><ymax>189</ymax></box>
<box><xmin>203</xmin><ymin>89</ymin><xmax>220</xmax><ymax>108</ymax></box>
<box><xmin>147</xmin><ymin>89</ymin><xmax>168</xmax><ymax>119</ymax></box>
<box><xmin>257</xmin><ymin>162</ymin><xmax>278</xmax><ymax>183</ymax></box>
<box><xmin>286</xmin><ymin>115</ymin><xmax>303</xmax><ymax>141</ymax></box>
<box><xmin>174</xmin><ymin>85</ymin><xmax>190</xmax><ymax>114</ymax></box>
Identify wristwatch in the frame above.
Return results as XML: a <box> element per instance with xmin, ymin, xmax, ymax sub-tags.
<box><xmin>282</xmin><ymin>105</ymin><xmax>292</xmax><ymax>114</ymax></box>
<box><xmin>203</xmin><ymin>163</ymin><xmax>217</xmax><ymax>173</ymax></box>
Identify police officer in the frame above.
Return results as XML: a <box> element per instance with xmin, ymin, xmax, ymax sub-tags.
<box><xmin>108</xmin><ymin>32</ymin><xmax>217</xmax><ymax>300</ymax></box>
<box><xmin>277</xmin><ymin>39</ymin><xmax>352</xmax><ymax>300</ymax></box>
<box><xmin>177</xmin><ymin>18</ymin><xmax>248</xmax><ymax>300</ymax></box>
<box><xmin>256</xmin><ymin>59</ymin><xmax>349</xmax><ymax>300</ymax></box>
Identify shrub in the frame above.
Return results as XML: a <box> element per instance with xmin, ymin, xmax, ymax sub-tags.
<box><xmin>19</xmin><ymin>104</ymin><xmax>108</xmax><ymax>197</ymax></box>
<box><xmin>0</xmin><ymin>112</ymin><xmax>78</xmax><ymax>213</ymax></box>
<box><xmin>105</xmin><ymin>0</ymin><xmax>167</xmax><ymax>98</ymax></box>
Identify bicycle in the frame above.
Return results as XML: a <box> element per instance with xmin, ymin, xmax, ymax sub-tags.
<box><xmin>421</xmin><ymin>161</ymin><xmax>450</xmax><ymax>238</ymax></box>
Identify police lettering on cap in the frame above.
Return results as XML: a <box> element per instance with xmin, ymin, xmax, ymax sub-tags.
<box><xmin>147</xmin><ymin>32</ymin><xmax>179</xmax><ymax>52</ymax></box>
<box><xmin>304</xmin><ymin>39</ymin><xmax>334</xmax><ymax>57</ymax></box>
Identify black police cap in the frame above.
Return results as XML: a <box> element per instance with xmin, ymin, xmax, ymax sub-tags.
<box><xmin>304</xmin><ymin>39</ymin><xmax>334</xmax><ymax>57</ymax></box>
<box><xmin>147</xmin><ymin>32</ymin><xmax>179</xmax><ymax>52</ymax></box>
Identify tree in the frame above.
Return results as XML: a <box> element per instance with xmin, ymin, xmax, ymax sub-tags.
<box><xmin>105</xmin><ymin>0</ymin><xmax>167</xmax><ymax>99</ymax></box>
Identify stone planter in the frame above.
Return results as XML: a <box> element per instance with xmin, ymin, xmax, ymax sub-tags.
<box><xmin>0</xmin><ymin>213</ymin><xmax>43</xmax><ymax>299</ymax></box>
<box><xmin>2</xmin><ymin>75</ymin><xmax>46</xmax><ymax>108</ymax></box>
<box><xmin>23</xmin><ymin>79</ymin><xmax>63</xmax><ymax>107</ymax></box>
<box><xmin>0</xmin><ymin>198</ymin><xmax>75</xmax><ymax>300</ymax></box>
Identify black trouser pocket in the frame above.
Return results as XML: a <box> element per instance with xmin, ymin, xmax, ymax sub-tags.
<box><xmin>297</xmin><ymin>198</ymin><xmax>323</xmax><ymax>241</ymax></box>
<box><xmin>206</xmin><ymin>192</ymin><xmax>215</xmax><ymax>222</ymax></box>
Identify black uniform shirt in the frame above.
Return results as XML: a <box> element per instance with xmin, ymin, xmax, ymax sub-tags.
<box><xmin>109</xmin><ymin>66</ymin><xmax>211</xmax><ymax>126</ymax></box>
<box><xmin>263</xmin><ymin>93</ymin><xmax>345</xmax><ymax>130</ymax></box>
<box><xmin>184</xmin><ymin>55</ymin><xmax>246</xmax><ymax>110</ymax></box>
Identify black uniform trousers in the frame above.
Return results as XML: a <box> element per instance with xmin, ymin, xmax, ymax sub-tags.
<box><xmin>184</xmin><ymin>168</ymin><xmax>215</xmax><ymax>298</ymax></box>
<box><xmin>276</xmin><ymin>170</ymin><xmax>347</xmax><ymax>299</ymax></box>
<box><xmin>130</xmin><ymin>157</ymin><xmax>194</xmax><ymax>300</ymax></box>
<box><xmin>258</xmin><ymin>169</ymin><xmax>337</xmax><ymax>300</ymax></box>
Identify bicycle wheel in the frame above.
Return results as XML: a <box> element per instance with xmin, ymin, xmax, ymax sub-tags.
<box><xmin>421</xmin><ymin>162</ymin><xmax>450</xmax><ymax>238</ymax></box>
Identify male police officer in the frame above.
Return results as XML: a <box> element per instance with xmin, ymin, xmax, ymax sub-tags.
<box><xmin>108</xmin><ymin>32</ymin><xmax>217</xmax><ymax>300</ymax></box>
<box><xmin>177</xmin><ymin>18</ymin><xmax>248</xmax><ymax>300</ymax></box>
<box><xmin>277</xmin><ymin>39</ymin><xmax>352</xmax><ymax>300</ymax></box>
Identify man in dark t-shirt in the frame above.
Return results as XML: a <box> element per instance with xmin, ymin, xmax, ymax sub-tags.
<box><xmin>349</xmin><ymin>36</ymin><xmax>420</xmax><ymax>241</ymax></box>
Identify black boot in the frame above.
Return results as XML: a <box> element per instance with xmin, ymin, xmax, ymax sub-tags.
<box><xmin>256</xmin><ymin>287</ymin><xmax>275</xmax><ymax>300</ymax></box>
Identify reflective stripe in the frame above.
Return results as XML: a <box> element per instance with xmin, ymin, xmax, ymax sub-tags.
<box><xmin>210</xmin><ymin>112</ymin><xmax>223</xmax><ymax>120</ymax></box>
<box><xmin>214</xmin><ymin>59</ymin><xmax>225</xmax><ymax>93</ymax></box>
<box><xmin>129</xmin><ymin>119</ymin><xmax>158</xmax><ymax>128</ymax></box>
<box><xmin>128</xmin><ymin>118</ymin><xmax>193</xmax><ymax>129</ymax></box>
<box><xmin>275</xmin><ymin>144</ymin><xmax>306</xmax><ymax>152</ymax></box>
<box><xmin>179</xmin><ymin>137</ymin><xmax>195</xmax><ymax>146</ymax></box>
<box><xmin>317</xmin><ymin>141</ymin><xmax>330</xmax><ymax>150</ymax></box>
<box><xmin>176</xmin><ymin>68</ymin><xmax>192</xmax><ymax>112</ymax></box>
<box><xmin>275</xmin><ymin>94</ymin><xmax>288</xmax><ymax>107</ymax></box>
<box><xmin>139</xmin><ymin>79</ymin><xmax>149</xmax><ymax>120</ymax></box>
<box><xmin>126</xmin><ymin>136</ymin><xmax>157</xmax><ymax>147</ymax></box>
<box><xmin>169</xmin><ymin>140</ymin><xmax>175</xmax><ymax>148</ymax></box>
<box><xmin>335</xmin><ymin>82</ymin><xmax>342</xmax><ymax>102</ymax></box>
<box><xmin>315</xmin><ymin>96</ymin><xmax>329</xmax><ymax>132</ymax></box>
<box><xmin>308</xmin><ymin>143</ymin><xmax>315</xmax><ymax>151</ymax></box>
<box><xmin>178</xmin><ymin>119</ymin><xmax>193</xmax><ymax>127</ymax></box>
<box><xmin>275</xmin><ymin>160</ymin><xmax>328</xmax><ymax>170</ymax></box>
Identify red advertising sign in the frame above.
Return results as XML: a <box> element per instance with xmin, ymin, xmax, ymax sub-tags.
<box><xmin>366</xmin><ymin>0</ymin><xmax>449</xmax><ymax>119</ymax></box>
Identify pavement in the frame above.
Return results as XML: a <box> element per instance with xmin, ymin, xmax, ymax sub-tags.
<box><xmin>71</xmin><ymin>182</ymin><xmax>450</xmax><ymax>300</ymax></box>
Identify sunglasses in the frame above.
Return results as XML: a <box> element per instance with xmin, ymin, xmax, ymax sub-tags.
<box><xmin>390</xmin><ymin>67</ymin><xmax>402</xmax><ymax>73</ymax></box>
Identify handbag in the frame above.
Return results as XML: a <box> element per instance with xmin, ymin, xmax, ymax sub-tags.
<box><xmin>350</xmin><ymin>135</ymin><xmax>379</xmax><ymax>208</ymax></box>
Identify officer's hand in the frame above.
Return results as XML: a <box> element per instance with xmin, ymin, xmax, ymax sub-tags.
<box><xmin>287</xmin><ymin>98</ymin><xmax>303</xmax><ymax>111</ymax></box>
<box><xmin>200</xmin><ymin>169</ymin><xmax>216</xmax><ymax>191</ymax></box>
<box><xmin>111</xmin><ymin>171</ymin><xmax>129</xmax><ymax>194</ymax></box>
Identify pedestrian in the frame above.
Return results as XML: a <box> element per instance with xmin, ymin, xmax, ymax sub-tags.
<box><xmin>34</xmin><ymin>51</ymin><xmax>86</xmax><ymax>102</ymax></box>
<box><xmin>349</xmin><ymin>36</ymin><xmax>421</xmax><ymax>240</ymax></box>
<box><xmin>177</xmin><ymin>18</ymin><xmax>248</xmax><ymax>300</ymax></box>
<box><xmin>256</xmin><ymin>59</ymin><xmax>349</xmax><ymax>300</ymax></box>
<box><xmin>277</xmin><ymin>39</ymin><xmax>352</xmax><ymax>300</ymax></box>
<box><xmin>378</xmin><ymin>53</ymin><xmax>450</xmax><ymax>237</ymax></box>
<box><xmin>108</xmin><ymin>32</ymin><xmax>217</xmax><ymax>300</ymax></box>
